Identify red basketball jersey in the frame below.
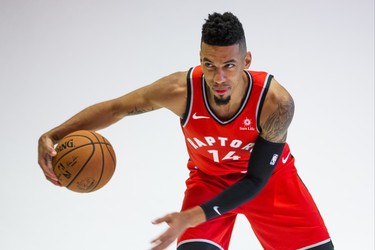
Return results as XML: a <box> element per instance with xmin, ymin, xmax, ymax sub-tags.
<box><xmin>181</xmin><ymin>66</ymin><xmax>289</xmax><ymax>176</ymax></box>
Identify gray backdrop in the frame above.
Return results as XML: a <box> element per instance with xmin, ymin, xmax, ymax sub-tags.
<box><xmin>0</xmin><ymin>0</ymin><xmax>373</xmax><ymax>249</ymax></box>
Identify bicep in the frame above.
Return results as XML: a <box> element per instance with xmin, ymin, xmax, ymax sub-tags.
<box><xmin>109</xmin><ymin>86</ymin><xmax>160</xmax><ymax>119</ymax></box>
<box><xmin>259</xmin><ymin>78</ymin><xmax>295</xmax><ymax>143</ymax></box>
<box><xmin>111</xmin><ymin>71</ymin><xmax>188</xmax><ymax>118</ymax></box>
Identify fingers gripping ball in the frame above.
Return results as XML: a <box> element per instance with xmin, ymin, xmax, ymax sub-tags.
<box><xmin>52</xmin><ymin>130</ymin><xmax>116</xmax><ymax>193</ymax></box>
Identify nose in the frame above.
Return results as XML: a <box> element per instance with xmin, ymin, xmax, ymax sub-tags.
<box><xmin>214</xmin><ymin>68</ymin><xmax>225</xmax><ymax>84</ymax></box>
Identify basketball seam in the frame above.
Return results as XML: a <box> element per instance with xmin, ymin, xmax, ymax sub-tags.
<box><xmin>103</xmin><ymin>138</ymin><xmax>116</xmax><ymax>168</ymax></box>
<box><xmin>88</xmin><ymin>131</ymin><xmax>105</xmax><ymax>192</ymax></box>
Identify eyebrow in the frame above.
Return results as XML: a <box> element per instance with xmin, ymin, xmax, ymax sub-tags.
<box><xmin>202</xmin><ymin>57</ymin><xmax>237</xmax><ymax>64</ymax></box>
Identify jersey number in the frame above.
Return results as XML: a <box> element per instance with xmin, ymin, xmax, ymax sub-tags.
<box><xmin>207</xmin><ymin>150</ymin><xmax>240</xmax><ymax>162</ymax></box>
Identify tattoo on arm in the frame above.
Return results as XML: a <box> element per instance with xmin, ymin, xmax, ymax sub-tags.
<box><xmin>261</xmin><ymin>98</ymin><xmax>294</xmax><ymax>143</ymax></box>
<box><xmin>127</xmin><ymin>106</ymin><xmax>154</xmax><ymax>116</ymax></box>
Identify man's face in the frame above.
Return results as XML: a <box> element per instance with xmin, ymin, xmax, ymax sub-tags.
<box><xmin>200</xmin><ymin>42</ymin><xmax>251</xmax><ymax>106</ymax></box>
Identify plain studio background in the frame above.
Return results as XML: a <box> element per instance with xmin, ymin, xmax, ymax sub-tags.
<box><xmin>0</xmin><ymin>0</ymin><xmax>373</xmax><ymax>249</ymax></box>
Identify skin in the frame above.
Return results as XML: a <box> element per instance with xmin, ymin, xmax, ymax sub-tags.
<box><xmin>37</xmin><ymin>42</ymin><xmax>294</xmax><ymax>250</ymax></box>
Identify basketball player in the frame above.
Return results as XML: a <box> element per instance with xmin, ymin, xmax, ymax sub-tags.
<box><xmin>38</xmin><ymin>12</ymin><xmax>334</xmax><ymax>250</ymax></box>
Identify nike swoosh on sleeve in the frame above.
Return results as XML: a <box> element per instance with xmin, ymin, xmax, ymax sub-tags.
<box><xmin>213</xmin><ymin>206</ymin><xmax>221</xmax><ymax>215</ymax></box>
<box><xmin>282</xmin><ymin>152</ymin><xmax>291</xmax><ymax>164</ymax></box>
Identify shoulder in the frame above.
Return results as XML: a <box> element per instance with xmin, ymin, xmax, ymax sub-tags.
<box><xmin>265</xmin><ymin>78</ymin><xmax>293</xmax><ymax>107</ymax></box>
<box><xmin>144</xmin><ymin>71</ymin><xmax>187</xmax><ymax>100</ymax></box>
<box><xmin>259</xmin><ymin>78</ymin><xmax>295</xmax><ymax>142</ymax></box>
<box><xmin>143</xmin><ymin>71</ymin><xmax>189</xmax><ymax>117</ymax></box>
<box><xmin>152</xmin><ymin>71</ymin><xmax>187</xmax><ymax>90</ymax></box>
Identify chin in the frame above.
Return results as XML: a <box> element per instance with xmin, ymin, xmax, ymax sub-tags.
<box><xmin>214</xmin><ymin>95</ymin><xmax>231</xmax><ymax>105</ymax></box>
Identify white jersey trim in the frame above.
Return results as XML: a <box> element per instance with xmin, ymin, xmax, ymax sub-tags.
<box><xmin>177</xmin><ymin>239</ymin><xmax>224</xmax><ymax>250</ymax></box>
<box><xmin>255</xmin><ymin>73</ymin><xmax>273</xmax><ymax>133</ymax></box>
<box><xmin>182</xmin><ymin>67</ymin><xmax>195</xmax><ymax>127</ymax></box>
<box><xmin>297</xmin><ymin>238</ymin><xmax>332</xmax><ymax>250</ymax></box>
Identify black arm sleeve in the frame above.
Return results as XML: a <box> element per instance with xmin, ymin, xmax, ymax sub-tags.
<box><xmin>200</xmin><ymin>136</ymin><xmax>285</xmax><ymax>220</ymax></box>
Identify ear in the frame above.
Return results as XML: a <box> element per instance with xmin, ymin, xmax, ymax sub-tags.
<box><xmin>244</xmin><ymin>51</ymin><xmax>252</xmax><ymax>69</ymax></box>
<box><xmin>199</xmin><ymin>50</ymin><xmax>203</xmax><ymax>63</ymax></box>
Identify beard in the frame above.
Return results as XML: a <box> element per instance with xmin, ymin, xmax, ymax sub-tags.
<box><xmin>214</xmin><ymin>95</ymin><xmax>231</xmax><ymax>106</ymax></box>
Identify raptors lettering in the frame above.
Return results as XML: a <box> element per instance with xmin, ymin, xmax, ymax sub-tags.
<box><xmin>186</xmin><ymin>136</ymin><xmax>255</xmax><ymax>163</ymax></box>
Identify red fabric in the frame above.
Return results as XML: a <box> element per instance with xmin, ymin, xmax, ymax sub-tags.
<box><xmin>178</xmin><ymin>66</ymin><xmax>331</xmax><ymax>249</ymax></box>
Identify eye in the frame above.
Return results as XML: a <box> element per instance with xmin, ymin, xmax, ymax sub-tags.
<box><xmin>225</xmin><ymin>63</ymin><xmax>235</xmax><ymax>69</ymax></box>
<box><xmin>204</xmin><ymin>62</ymin><xmax>215</xmax><ymax>69</ymax></box>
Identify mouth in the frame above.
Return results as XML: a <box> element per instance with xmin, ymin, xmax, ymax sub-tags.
<box><xmin>213</xmin><ymin>86</ymin><xmax>230</xmax><ymax>95</ymax></box>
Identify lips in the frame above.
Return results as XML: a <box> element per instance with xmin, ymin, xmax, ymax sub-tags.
<box><xmin>213</xmin><ymin>87</ymin><xmax>229</xmax><ymax>95</ymax></box>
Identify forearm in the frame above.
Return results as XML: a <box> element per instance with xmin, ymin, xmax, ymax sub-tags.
<box><xmin>200</xmin><ymin>137</ymin><xmax>285</xmax><ymax>220</ymax></box>
<box><xmin>200</xmin><ymin>174</ymin><xmax>268</xmax><ymax>220</ymax></box>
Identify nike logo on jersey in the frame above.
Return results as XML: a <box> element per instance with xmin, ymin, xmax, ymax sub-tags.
<box><xmin>192</xmin><ymin>113</ymin><xmax>210</xmax><ymax>119</ymax></box>
<box><xmin>282</xmin><ymin>152</ymin><xmax>291</xmax><ymax>164</ymax></box>
<box><xmin>213</xmin><ymin>206</ymin><xmax>221</xmax><ymax>215</ymax></box>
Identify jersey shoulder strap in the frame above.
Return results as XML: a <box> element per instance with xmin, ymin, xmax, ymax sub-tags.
<box><xmin>181</xmin><ymin>66</ymin><xmax>203</xmax><ymax>126</ymax></box>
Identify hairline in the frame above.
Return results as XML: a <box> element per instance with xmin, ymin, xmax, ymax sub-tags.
<box><xmin>200</xmin><ymin>41</ymin><xmax>248</xmax><ymax>57</ymax></box>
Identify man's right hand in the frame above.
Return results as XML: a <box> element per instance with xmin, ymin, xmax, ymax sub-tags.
<box><xmin>37</xmin><ymin>134</ymin><xmax>61</xmax><ymax>186</ymax></box>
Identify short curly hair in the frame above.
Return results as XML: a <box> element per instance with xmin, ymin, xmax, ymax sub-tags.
<box><xmin>201</xmin><ymin>12</ymin><xmax>247</xmax><ymax>52</ymax></box>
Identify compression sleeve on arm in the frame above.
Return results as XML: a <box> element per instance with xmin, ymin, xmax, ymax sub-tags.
<box><xmin>200</xmin><ymin>136</ymin><xmax>285</xmax><ymax>221</ymax></box>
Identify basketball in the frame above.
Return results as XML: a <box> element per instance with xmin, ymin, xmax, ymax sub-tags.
<box><xmin>52</xmin><ymin>130</ymin><xmax>116</xmax><ymax>193</ymax></box>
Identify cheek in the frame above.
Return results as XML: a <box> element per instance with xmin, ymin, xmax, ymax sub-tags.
<box><xmin>224</xmin><ymin>71</ymin><xmax>239</xmax><ymax>82</ymax></box>
<box><xmin>202</xmin><ymin>70</ymin><xmax>214</xmax><ymax>82</ymax></box>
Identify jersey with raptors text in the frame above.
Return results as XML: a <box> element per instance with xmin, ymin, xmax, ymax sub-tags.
<box><xmin>181</xmin><ymin>65</ymin><xmax>283</xmax><ymax>176</ymax></box>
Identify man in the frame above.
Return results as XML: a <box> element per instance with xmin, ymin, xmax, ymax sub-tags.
<box><xmin>38</xmin><ymin>12</ymin><xmax>333</xmax><ymax>250</ymax></box>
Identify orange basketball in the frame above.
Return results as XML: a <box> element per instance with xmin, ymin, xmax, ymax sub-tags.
<box><xmin>52</xmin><ymin>130</ymin><xmax>116</xmax><ymax>193</ymax></box>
